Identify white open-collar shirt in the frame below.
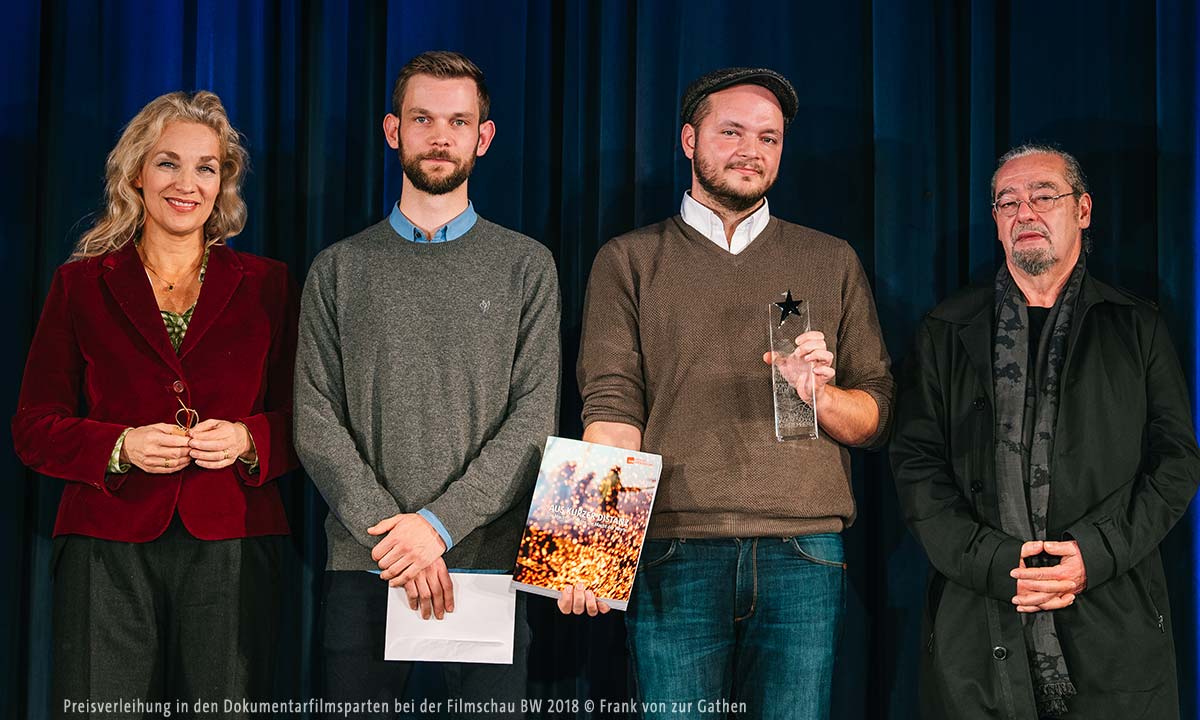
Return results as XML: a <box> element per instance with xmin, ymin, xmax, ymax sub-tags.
<box><xmin>680</xmin><ymin>192</ymin><xmax>771</xmax><ymax>256</ymax></box>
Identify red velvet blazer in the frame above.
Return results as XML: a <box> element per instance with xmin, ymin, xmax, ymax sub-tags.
<box><xmin>12</xmin><ymin>242</ymin><xmax>298</xmax><ymax>542</ymax></box>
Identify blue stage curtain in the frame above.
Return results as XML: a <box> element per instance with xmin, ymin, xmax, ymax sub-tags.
<box><xmin>5</xmin><ymin>1</ymin><xmax>1198</xmax><ymax>717</ymax></box>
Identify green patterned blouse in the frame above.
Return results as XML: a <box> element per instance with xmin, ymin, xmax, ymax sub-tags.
<box><xmin>161</xmin><ymin>305</ymin><xmax>196</xmax><ymax>352</ymax></box>
<box><xmin>160</xmin><ymin>247</ymin><xmax>209</xmax><ymax>352</ymax></box>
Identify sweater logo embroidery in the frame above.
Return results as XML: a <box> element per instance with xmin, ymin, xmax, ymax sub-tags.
<box><xmin>479</xmin><ymin>299</ymin><xmax>491</xmax><ymax>314</ymax></box>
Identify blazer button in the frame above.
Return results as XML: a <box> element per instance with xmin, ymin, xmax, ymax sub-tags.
<box><xmin>970</xmin><ymin>481</ymin><xmax>983</xmax><ymax>494</ymax></box>
<box><xmin>992</xmin><ymin>646</ymin><xmax>1007</xmax><ymax>661</ymax></box>
<box><xmin>972</xmin><ymin>397</ymin><xmax>986</xmax><ymax>411</ymax></box>
<box><xmin>172</xmin><ymin>380</ymin><xmax>185</xmax><ymax>394</ymax></box>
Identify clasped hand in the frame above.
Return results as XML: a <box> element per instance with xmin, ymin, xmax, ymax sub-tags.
<box><xmin>368</xmin><ymin>514</ymin><xmax>452</xmax><ymax>620</ymax></box>
<box><xmin>121</xmin><ymin>419</ymin><xmax>254</xmax><ymax>473</ymax></box>
<box><xmin>1009</xmin><ymin>540</ymin><xmax>1088</xmax><ymax>613</ymax></box>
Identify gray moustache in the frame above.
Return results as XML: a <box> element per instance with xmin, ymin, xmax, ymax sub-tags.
<box><xmin>1012</xmin><ymin>226</ymin><xmax>1048</xmax><ymax>240</ymax></box>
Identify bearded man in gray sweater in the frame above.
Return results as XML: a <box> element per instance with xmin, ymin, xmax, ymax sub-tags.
<box><xmin>294</xmin><ymin>51</ymin><xmax>559</xmax><ymax>717</ymax></box>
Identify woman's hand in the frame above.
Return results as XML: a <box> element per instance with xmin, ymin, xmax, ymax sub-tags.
<box><xmin>187</xmin><ymin>419</ymin><xmax>256</xmax><ymax>469</ymax></box>
<box><xmin>121</xmin><ymin>423</ymin><xmax>193</xmax><ymax>474</ymax></box>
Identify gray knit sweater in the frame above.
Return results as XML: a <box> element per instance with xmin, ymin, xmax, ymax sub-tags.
<box><xmin>295</xmin><ymin>216</ymin><xmax>560</xmax><ymax>571</ymax></box>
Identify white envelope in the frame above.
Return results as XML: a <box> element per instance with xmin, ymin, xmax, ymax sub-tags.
<box><xmin>384</xmin><ymin>573</ymin><xmax>516</xmax><ymax>665</ymax></box>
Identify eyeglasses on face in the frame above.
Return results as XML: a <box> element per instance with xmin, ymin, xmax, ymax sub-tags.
<box><xmin>991</xmin><ymin>191</ymin><xmax>1078</xmax><ymax>217</ymax></box>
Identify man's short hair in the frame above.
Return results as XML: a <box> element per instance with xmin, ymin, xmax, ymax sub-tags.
<box><xmin>990</xmin><ymin>143</ymin><xmax>1089</xmax><ymax>199</ymax></box>
<box><xmin>391</xmin><ymin>51</ymin><xmax>491</xmax><ymax>123</ymax></box>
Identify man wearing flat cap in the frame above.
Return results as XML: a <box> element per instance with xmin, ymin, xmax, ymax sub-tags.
<box><xmin>566</xmin><ymin>67</ymin><xmax>893</xmax><ymax>718</ymax></box>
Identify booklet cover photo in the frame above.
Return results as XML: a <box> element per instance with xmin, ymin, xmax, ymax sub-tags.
<box><xmin>511</xmin><ymin>436</ymin><xmax>662</xmax><ymax>610</ymax></box>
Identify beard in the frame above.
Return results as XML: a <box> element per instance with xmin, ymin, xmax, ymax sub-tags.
<box><xmin>399</xmin><ymin>143</ymin><xmax>476</xmax><ymax>195</ymax></box>
<box><xmin>1012</xmin><ymin>248</ymin><xmax>1057</xmax><ymax>276</ymax></box>
<box><xmin>1010</xmin><ymin>223</ymin><xmax>1058</xmax><ymax>276</ymax></box>
<box><xmin>692</xmin><ymin>143</ymin><xmax>775</xmax><ymax>213</ymax></box>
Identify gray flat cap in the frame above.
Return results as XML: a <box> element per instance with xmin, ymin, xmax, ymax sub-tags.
<box><xmin>680</xmin><ymin>67</ymin><xmax>798</xmax><ymax>128</ymax></box>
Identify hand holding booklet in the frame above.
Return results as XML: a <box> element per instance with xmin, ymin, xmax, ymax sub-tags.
<box><xmin>510</xmin><ymin>436</ymin><xmax>663</xmax><ymax>610</ymax></box>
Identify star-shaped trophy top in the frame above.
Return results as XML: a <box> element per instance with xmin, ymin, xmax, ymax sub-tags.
<box><xmin>775</xmin><ymin>289</ymin><xmax>803</xmax><ymax>327</ymax></box>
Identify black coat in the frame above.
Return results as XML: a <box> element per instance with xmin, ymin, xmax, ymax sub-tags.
<box><xmin>890</xmin><ymin>273</ymin><xmax>1200</xmax><ymax>720</ymax></box>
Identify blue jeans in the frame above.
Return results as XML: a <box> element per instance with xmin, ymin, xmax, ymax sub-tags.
<box><xmin>625</xmin><ymin>535</ymin><xmax>845</xmax><ymax>720</ymax></box>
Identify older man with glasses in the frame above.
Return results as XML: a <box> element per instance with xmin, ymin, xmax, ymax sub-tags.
<box><xmin>891</xmin><ymin>144</ymin><xmax>1200</xmax><ymax>720</ymax></box>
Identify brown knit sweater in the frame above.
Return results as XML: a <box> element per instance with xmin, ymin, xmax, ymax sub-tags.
<box><xmin>578</xmin><ymin>216</ymin><xmax>893</xmax><ymax>539</ymax></box>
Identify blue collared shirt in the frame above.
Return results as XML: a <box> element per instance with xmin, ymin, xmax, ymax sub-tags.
<box><xmin>417</xmin><ymin>509</ymin><xmax>455</xmax><ymax>552</ymax></box>
<box><xmin>388</xmin><ymin>201</ymin><xmax>477</xmax><ymax>243</ymax></box>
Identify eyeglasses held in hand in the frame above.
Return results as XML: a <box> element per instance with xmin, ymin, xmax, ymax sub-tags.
<box><xmin>175</xmin><ymin>397</ymin><xmax>199</xmax><ymax>434</ymax></box>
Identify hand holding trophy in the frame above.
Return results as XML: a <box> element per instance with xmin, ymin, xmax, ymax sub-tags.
<box><xmin>764</xmin><ymin>290</ymin><xmax>832</xmax><ymax>440</ymax></box>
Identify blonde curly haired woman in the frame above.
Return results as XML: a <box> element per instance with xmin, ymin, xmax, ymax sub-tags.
<box><xmin>13</xmin><ymin>91</ymin><xmax>297</xmax><ymax>714</ymax></box>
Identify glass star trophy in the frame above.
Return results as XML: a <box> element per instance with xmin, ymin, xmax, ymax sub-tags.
<box><xmin>768</xmin><ymin>290</ymin><xmax>818</xmax><ymax>441</ymax></box>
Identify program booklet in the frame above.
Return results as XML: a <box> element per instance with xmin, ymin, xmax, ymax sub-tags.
<box><xmin>510</xmin><ymin>436</ymin><xmax>662</xmax><ymax>611</ymax></box>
